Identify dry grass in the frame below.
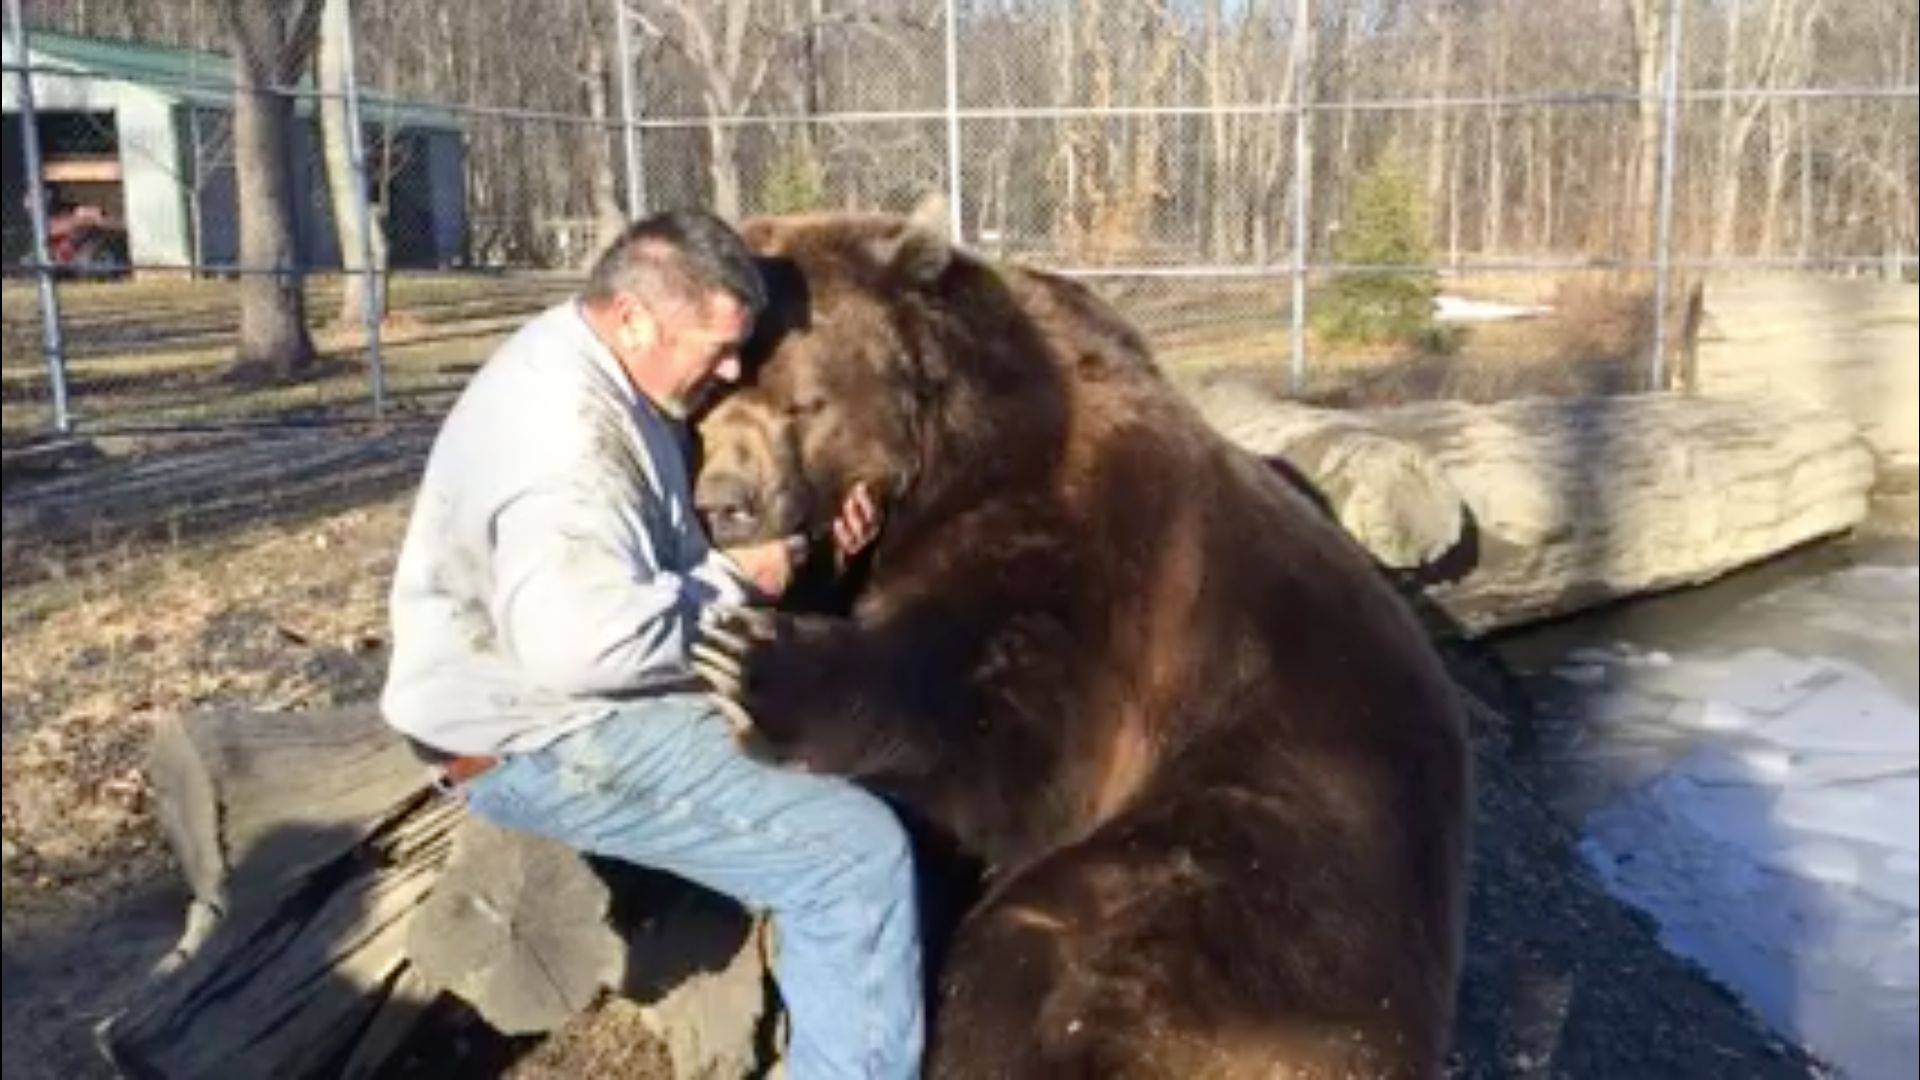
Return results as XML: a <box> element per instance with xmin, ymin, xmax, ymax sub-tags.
<box><xmin>1</xmin><ymin>499</ymin><xmax>408</xmax><ymax>919</ymax></box>
<box><xmin>2</xmin><ymin>266</ymin><xmax>1665</xmax><ymax>443</ymax></box>
<box><xmin>1096</xmin><ymin>271</ymin><xmax>1658</xmax><ymax>408</ymax></box>
<box><xmin>2</xmin><ymin>272</ymin><xmax>570</xmax><ymax>440</ymax></box>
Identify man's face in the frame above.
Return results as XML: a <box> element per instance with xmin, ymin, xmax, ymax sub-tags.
<box><xmin>620</xmin><ymin>289</ymin><xmax>753</xmax><ymax>418</ymax></box>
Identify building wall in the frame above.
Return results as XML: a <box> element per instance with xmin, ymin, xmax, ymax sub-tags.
<box><xmin>115</xmin><ymin>88</ymin><xmax>193</xmax><ymax>267</ymax></box>
<box><xmin>5</xmin><ymin>45</ymin><xmax>466</xmax><ymax>273</ymax></box>
<box><xmin>0</xmin><ymin>55</ymin><xmax>194</xmax><ymax>268</ymax></box>
<box><xmin>194</xmin><ymin>108</ymin><xmax>329</xmax><ymax>267</ymax></box>
<box><xmin>425</xmin><ymin>130</ymin><xmax>467</xmax><ymax>266</ymax></box>
<box><xmin>2</xmin><ymin>114</ymin><xmax>27</xmax><ymax>265</ymax></box>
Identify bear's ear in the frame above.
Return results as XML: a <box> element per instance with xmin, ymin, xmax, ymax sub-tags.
<box><xmin>870</xmin><ymin>193</ymin><xmax>953</xmax><ymax>286</ymax></box>
<box><xmin>906</xmin><ymin>190</ymin><xmax>952</xmax><ymax>238</ymax></box>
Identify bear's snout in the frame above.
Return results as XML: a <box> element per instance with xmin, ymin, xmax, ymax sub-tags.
<box><xmin>695</xmin><ymin>470</ymin><xmax>765</xmax><ymax>547</ymax></box>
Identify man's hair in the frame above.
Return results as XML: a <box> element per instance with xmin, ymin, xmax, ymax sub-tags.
<box><xmin>583</xmin><ymin>208</ymin><xmax>766</xmax><ymax>319</ymax></box>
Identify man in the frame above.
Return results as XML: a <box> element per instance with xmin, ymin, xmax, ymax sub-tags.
<box><xmin>381</xmin><ymin>210</ymin><xmax>923</xmax><ymax>1079</ymax></box>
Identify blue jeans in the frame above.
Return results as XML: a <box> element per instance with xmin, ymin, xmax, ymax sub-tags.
<box><xmin>459</xmin><ymin>694</ymin><xmax>924</xmax><ymax>1079</ymax></box>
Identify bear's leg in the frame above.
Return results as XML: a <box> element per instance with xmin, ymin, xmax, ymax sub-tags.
<box><xmin>926</xmin><ymin>787</ymin><xmax>1451</xmax><ymax>1080</ymax></box>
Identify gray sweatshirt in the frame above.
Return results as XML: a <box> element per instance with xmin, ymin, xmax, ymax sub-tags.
<box><xmin>381</xmin><ymin>300</ymin><xmax>749</xmax><ymax>756</ymax></box>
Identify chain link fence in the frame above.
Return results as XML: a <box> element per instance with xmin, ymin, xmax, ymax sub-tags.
<box><xmin>3</xmin><ymin>0</ymin><xmax>1915</xmax><ymax>444</ymax></box>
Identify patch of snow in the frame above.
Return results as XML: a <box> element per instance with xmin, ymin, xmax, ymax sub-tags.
<box><xmin>1566</xmin><ymin>566</ymin><xmax>1920</xmax><ymax>1079</ymax></box>
<box><xmin>1552</xmin><ymin>662</ymin><xmax>1609</xmax><ymax>686</ymax></box>
<box><xmin>1432</xmin><ymin>294</ymin><xmax>1554</xmax><ymax>322</ymax></box>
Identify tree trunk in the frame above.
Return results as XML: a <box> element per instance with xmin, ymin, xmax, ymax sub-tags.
<box><xmin>1797</xmin><ymin>97</ymin><xmax>1814</xmax><ymax>259</ymax></box>
<box><xmin>227</xmin><ymin>0</ymin><xmax>321</xmax><ymax>378</ymax></box>
<box><xmin>1050</xmin><ymin>1</ymin><xmax>1080</xmax><ymax>250</ymax></box>
<box><xmin>1521</xmin><ymin>109</ymin><xmax>1537</xmax><ymax>251</ymax></box>
<box><xmin>317</xmin><ymin>0</ymin><xmax>388</xmax><ymax>328</ymax></box>
<box><xmin>1711</xmin><ymin>0</ymin><xmax>1804</xmax><ymax>259</ymax></box>
<box><xmin>1332</xmin><ymin>7</ymin><xmax>1358</xmax><ymax>231</ymax></box>
<box><xmin>1446</xmin><ymin>128</ymin><xmax>1463</xmax><ymax>268</ymax></box>
<box><xmin>1198</xmin><ymin>0</ymin><xmax>1228</xmax><ymax>259</ymax></box>
<box><xmin>1541</xmin><ymin>108</ymin><xmax>1555</xmax><ymax>250</ymax></box>
<box><xmin>1760</xmin><ymin>100</ymin><xmax>1792</xmax><ymax>256</ymax></box>
<box><xmin>100</xmin><ymin>706</ymin><xmax>456</xmax><ymax>1079</ymax></box>
<box><xmin>706</xmin><ymin>123</ymin><xmax>743</xmax><ymax>220</ymax></box>
<box><xmin>1425</xmin><ymin>4</ymin><xmax>1454</xmax><ymax>219</ymax></box>
<box><xmin>584</xmin><ymin>34</ymin><xmax>629</xmax><ymax>251</ymax></box>
<box><xmin>1626</xmin><ymin>0</ymin><xmax>1666</xmax><ymax>259</ymax></box>
<box><xmin>1483</xmin><ymin>1</ymin><xmax>1508</xmax><ymax>256</ymax></box>
<box><xmin>1711</xmin><ymin>0</ymin><xmax>1748</xmax><ymax>258</ymax></box>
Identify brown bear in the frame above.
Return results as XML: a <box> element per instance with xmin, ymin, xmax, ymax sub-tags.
<box><xmin>691</xmin><ymin>205</ymin><xmax>1472</xmax><ymax>1079</ymax></box>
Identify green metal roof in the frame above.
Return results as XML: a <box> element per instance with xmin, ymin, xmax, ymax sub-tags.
<box><xmin>21</xmin><ymin>29</ymin><xmax>464</xmax><ymax>131</ymax></box>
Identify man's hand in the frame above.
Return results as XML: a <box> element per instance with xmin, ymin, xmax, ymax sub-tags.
<box><xmin>831</xmin><ymin>482</ymin><xmax>882</xmax><ymax>565</ymax></box>
<box><xmin>722</xmin><ymin>534</ymin><xmax>809</xmax><ymax>599</ymax></box>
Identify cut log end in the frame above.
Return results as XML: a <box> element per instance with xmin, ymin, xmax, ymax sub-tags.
<box><xmin>407</xmin><ymin>815</ymin><xmax>625</xmax><ymax>1035</ymax></box>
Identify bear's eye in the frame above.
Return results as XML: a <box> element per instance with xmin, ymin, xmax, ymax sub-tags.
<box><xmin>785</xmin><ymin>395</ymin><xmax>827</xmax><ymax>419</ymax></box>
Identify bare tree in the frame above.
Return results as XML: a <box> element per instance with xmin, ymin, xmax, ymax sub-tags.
<box><xmin>1203</xmin><ymin>0</ymin><xmax>1234</xmax><ymax>259</ymax></box>
<box><xmin>1624</xmin><ymin>0</ymin><xmax>1667</xmax><ymax>260</ymax></box>
<box><xmin>316</xmin><ymin>0</ymin><xmax>387</xmax><ymax>326</ymax></box>
<box><xmin>582</xmin><ymin>20</ymin><xmax>629</xmax><ymax>249</ymax></box>
<box><xmin>225</xmin><ymin>0</ymin><xmax>323</xmax><ymax>378</ymax></box>
<box><xmin>1709</xmin><ymin>0</ymin><xmax>1808</xmax><ymax>257</ymax></box>
<box><xmin>629</xmin><ymin>0</ymin><xmax>794</xmax><ymax>218</ymax></box>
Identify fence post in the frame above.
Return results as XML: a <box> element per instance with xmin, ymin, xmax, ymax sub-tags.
<box><xmin>6</xmin><ymin>0</ymin><xmax>73</xmax><ymax>435</ymax></box>
<box><xmin>1288</xmin><ymin>0</ymin><xmax>1313</xmax><ymax>396</ymax></box>
<box><xmin>337</xmin><ymin>0</ymin><xmax>386</xmax><ymax>417</ymax></box>
<box><xmin>1650</xmin><ymin>0</ymin><xmax>1685</xmax><ymax>391</ymax></box>
<box><xmin>615</xmin><ymin>0</ymin><xmax>645</xmax><ymax>218</ymax></box>
<box><xmin>943</xmin><ymin>0</ymin><xmax>963</xmax><ymax>243</ymax></box>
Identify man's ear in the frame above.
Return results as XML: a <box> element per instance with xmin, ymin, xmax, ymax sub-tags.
<box><xmin>615</xmin><ymin>293</ymin><xmax>660</xmax><ymax>351</ymax></box>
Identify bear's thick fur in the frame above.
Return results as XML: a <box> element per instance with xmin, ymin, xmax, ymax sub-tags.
<box><xmin>692</xmin><ymin>206</ymin><xmax>1472</xmax><ymax>1078</ymax></box>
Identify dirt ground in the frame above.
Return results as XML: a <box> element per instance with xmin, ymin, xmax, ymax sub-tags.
<box><xmin>2</xmin><ymin>434</ymin><xmax>1838</xmax><ymax>1079</ymax></box>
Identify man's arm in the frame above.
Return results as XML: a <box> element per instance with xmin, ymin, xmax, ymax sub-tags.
<box><xmin>688</xmin><ymin>545</ymin><xmax>755</xmax><ymax>606</ymax></box>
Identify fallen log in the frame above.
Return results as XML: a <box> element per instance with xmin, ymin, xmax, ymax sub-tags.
<box><xmin>1185</xmin><ymin>381</ymin><xmax>1878</xmax><ymax>634</ymax></box>
<box><xmin>140</xmin><ymin>703</ymin><xmax>430</xmax><ymax>967</ymax></box>
<box><xmin>1184</xmin><ymin>378</ymin><xmax>1468</xmax><ymax>572</ymax></box>
<box><xmin>99</xmin><ymin>707</ymin><xmax>768</xmax><ymax>1080</ymax></box>
<box><xmin>100</xmin><ymin>773</ymin><xmax>457</xmax><ymax>1080</ymax></box>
